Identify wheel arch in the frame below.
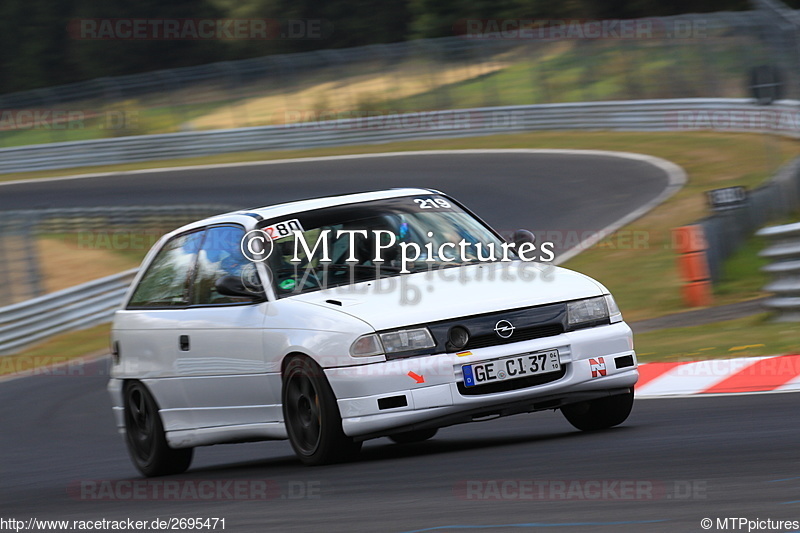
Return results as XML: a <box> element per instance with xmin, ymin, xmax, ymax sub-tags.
<box><xmin>281</xmin><ymin>351</ymin><xmax>316</xmax><ymax>377</ymax></box>
<box><xmin>121</xmin><ymin>378</ymin><xmax>167</xmax><ymax>422</ymax></box>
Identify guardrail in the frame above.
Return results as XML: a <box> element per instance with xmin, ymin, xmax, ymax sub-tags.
<box><xmin>2</xmin><ymin>98</ymin><xmax>800</xmax><ymax>174</ymax></box>
<box><xmin>698</xmin><ymin>156</ymin><xmax>800</xmax><ymax>283</ymax></box>
<box><xmin>0</xmin><ymin>269</ymin><xmax>137</xmax><ymax>354</ymax></box>
<box><xmin>0</xmin><ymin>205</ymin><xmax>235</xmax><ymax>306</ymax></box>
<box><xmin>752</xmin><ymin>0</ymin><xmax>800</xmax><ymax>27</ymax></box>
<box><xmin>758</xmin><ymin>221</ymin><xmax>800</xmax><ymax>321</ymax></box>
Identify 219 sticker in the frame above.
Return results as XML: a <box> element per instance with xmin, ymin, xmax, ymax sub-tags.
<box><xmin>413</xmin><ymin>197</ymin><xmax>452</xmax><ymax>209</ymax></box>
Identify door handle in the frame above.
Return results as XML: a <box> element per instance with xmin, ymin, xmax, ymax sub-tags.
<box><xmin>179</xmin><ymin>335</ymin><xmax>190</xmax><ymax>351</ymax></box>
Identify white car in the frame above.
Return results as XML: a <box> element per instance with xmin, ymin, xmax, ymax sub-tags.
<box><xmin>108</xmin><ymin>188</ymin><xmax>638</xmax><ymax>476</ymax></box>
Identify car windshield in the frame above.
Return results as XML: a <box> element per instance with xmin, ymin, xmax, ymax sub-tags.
<box><xmin>259</xmin><ymin>194</ymin><xmax>508</xmax><ymax>297</ymax></box>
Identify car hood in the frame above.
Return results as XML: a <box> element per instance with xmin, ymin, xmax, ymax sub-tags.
<box><xmin>290</xmin><ymin>262</ymin><xmax>605</xmax><ymax>331</ymax></box>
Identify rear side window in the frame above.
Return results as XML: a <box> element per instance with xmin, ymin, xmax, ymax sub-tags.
<box><xmin>191</xmin><ymin>225</ymin><xmax>256</xmax><ymax>305</ymax></box>
<box><xmin>128</xmin><ymin>231</ymin><xmax>204</xmax><ymax>308</ymax></box>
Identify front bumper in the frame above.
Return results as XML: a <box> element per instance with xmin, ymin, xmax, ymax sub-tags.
<box><xmin>325</xmin><ymin>321</ymin><xmax>637</xmax><ymax>438</ymax></box>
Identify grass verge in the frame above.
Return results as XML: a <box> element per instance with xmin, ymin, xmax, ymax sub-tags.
<box><xmin>1</xmin><ymin>131</ymin><xmax>793</xmax><ymax>188</ymax></box>
<box><xmin>0</xmin><ymin>324</ymin><xmax>110</xmax><ymax>378</ymax></box>
<box><xmin>36</xmin><ymin>233</ymin><xmax>153</xmax><ymax>293</ymax></box>
<box><xmin>713</xmin><ymin>233</ymin><xmax>770</xmax><ymax>301</ymax></box>
<box><xmin>635</xmin><ymin>314</ymin><xmax>800</xmax><ymax>363</ymax></box>
<box><xmin>0</xmin><ymin>35</ymin><xmax>760</xmax><ymax>146</ymax></box>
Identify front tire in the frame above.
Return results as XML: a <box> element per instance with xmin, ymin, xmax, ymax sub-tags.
<box><xmin>282</xmin><ymin>356</ymin><xmax>362</xmax><ymax>465</ymax></box>
<box><xmin>561</xmin><ymin>389</ymin><xmax>634</xmax><ymax>431</ymax></box>
<box><xmin>123</xmin><ymin>381</ymin><xmax>193</xmax><ymax>477</ymax></box>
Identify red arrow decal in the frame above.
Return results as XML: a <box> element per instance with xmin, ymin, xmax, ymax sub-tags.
<box><xmin>407</xmin><ymin>371</ymin><xmax>425</xmax><ymax>384</ymax></box>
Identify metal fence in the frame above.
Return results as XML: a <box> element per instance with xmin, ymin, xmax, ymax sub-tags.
<box><xmin>758</xmin><ymin>220</ymin><xmax>800</xmax><ymax>321</ymax></box>
<box><xmin>0</xmin><ymin>10</ymin><xmax>795</xmax><ymax>149</ymax></box>
<box><xmin>0</xmin><ymin>269</ymin><xmax>137</xmax><ymax>355</ymax></box>
<box><xmin>699</xmin><ymin>156</ymin><xmax>800</xmax><ymax>283</ymax></box>
<box><xmin>2</xmin><ymin>98</ymin><xmax>800</xmax><ymax>174</ymax></box>
<box><xmin>0</xmin><ymin>205</ymin><xmax>235</xmax><ymax>305</ymax></box>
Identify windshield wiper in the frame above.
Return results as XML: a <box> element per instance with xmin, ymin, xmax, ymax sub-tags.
<box><xmin>321</xmin><ymin>263</ymin><xmax>402</xmax><ymax>273</ymax></box>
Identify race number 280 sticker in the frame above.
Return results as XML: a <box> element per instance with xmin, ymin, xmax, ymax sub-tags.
<box><xmin>241</xmin><ymin>219</ymin><xmax>305</xmax><ymax>262</ymax></box>
<box><xmin>263</xmin><ymin>219</ymin><xmax>304</xmax><ymax>239</ymax></box>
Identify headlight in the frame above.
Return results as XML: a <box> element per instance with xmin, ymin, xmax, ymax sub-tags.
<box><xmin>379</xmin><ymin>328</ymin><xmax>435</xmax><ymax>354</ymax></box>
<box><xmin>350</xmin><ymin>334</ymin><xmax>383</xmax><ymax>357</ymax></box>
<box><xmin>604</xmin><ymin>294</ymin><xmax>623</xmax><ymax>323</ymax></box>
<box><xmin>567</xmin><ymin>296</ymin><xmax>610</xmax><ymax>329</ymax></box>
<box><xmin>350</xmin><ymin>328</ymin><xmax>437</xmax><ymax>357</ymax></box>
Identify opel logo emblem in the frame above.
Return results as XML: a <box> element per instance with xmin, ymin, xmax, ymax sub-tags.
<box><xmin>494</xmin><ymin>320</ymin><xmax>515</xmax><ymax>339</ymax></box>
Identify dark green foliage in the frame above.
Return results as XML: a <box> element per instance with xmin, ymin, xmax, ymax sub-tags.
<box><xmin>0</xmin><ymin>0</ymin><xmax>755</xmax><ymax>94</ymax></box>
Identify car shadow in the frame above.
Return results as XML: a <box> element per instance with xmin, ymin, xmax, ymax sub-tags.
<box><xmin>178</xmin><ymin>423</ymin><xmax>638</xmax><ymax>478</ymax></box>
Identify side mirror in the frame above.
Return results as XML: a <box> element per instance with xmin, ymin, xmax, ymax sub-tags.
<box><xmin>215</xmin><ymin>275</ymin><xmax>265</xmax><ymax>300</ymax></box>
<box><xmin>512</xmin><ymin>229</ymin><xmax>536</xmax><ymax>247</ymax></box>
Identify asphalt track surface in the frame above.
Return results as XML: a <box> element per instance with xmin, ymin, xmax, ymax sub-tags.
<box><xmin>3</xmin><ymin>359</ymin><xmax>800</xmax><ymax>533</ymax></box>
<box><xmin>0</xmin><ymin>152</ymin><xmax>669</xmax><ymax>257</ymax></box>
<box><xmin>1</xmin><ymin>152</ymin><xmax>797</xmax><ymax>532</ymax></box>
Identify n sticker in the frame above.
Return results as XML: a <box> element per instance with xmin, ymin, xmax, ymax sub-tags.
<box><xmin>590</xmin><ymin>357</ymin><xmax>607</xmax><ymax>378</ymax></box>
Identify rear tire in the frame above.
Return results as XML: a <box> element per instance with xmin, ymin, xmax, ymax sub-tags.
<box><xmin>123</xmin><ymin>381</ymin><xmax>193</xmax><ymax>477</ymax></box>
<box><xmin>282</xmin><ymin>356</ymin><xmax>362</xmax><ymax>465</ymax></box>
<box><xmin>389</xmin><ymin>428</ymin><xmax>438</xmax><ymax>444</ymax></box>
<box><xmin>561</xmin><ymin>390</ymin><xmax>634</xmax><ymax>431</ymax></box>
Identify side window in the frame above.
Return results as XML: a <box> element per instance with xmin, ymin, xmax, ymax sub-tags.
<box><xmin>191</xmin><ymin>225</ymin><xmax>258</xmax><ymax>305</ymax></box>
<box><xmin>128</xmin><ymin>231</ymin><xmax>204</xmax><ymax>308</ymax></box>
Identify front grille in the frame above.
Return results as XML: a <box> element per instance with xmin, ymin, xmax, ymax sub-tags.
<box><xmin>466</xmin><ymin>323</ymin><xmax>565</xmax><ymax>350</ymax></box>
<box><xmin>457</xmin><ymin>366</ymin><xmax>567</xmax><ymax>396</ymax></box>
<box><xmin>384</xmin><ymin>302</ymin><xmax>568</xmax><ymax>360</ymax></box>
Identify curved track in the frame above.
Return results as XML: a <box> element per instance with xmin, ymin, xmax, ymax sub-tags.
<box><xmin>0</xmin><ymin>151</ymin><xmax>673</xmax><ymax>258</ymax></box>
<box><xmin>2</xmin><ymin>151</ymin><xmax>796</xmax><ymax>532</ymax></box>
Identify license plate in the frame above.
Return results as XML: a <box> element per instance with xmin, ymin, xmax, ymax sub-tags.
<box><xmin>462</xmin><ymin>350</ymin><xmax>561</xmax><ymax>388</ymax></box>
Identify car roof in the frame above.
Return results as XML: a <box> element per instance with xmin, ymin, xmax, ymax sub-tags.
<box><xmin>169</xmin><ymin>187</ymin><xmax>441</xmax><ymax>235</ymax></box>
<box><xmin>244</xmin><ymin>187</ymin><xmax>440</xmax><ymax>220</ymax></box>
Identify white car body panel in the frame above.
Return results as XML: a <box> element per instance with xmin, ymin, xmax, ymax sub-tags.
<box><xmin>326</xmin><ymin>321</ymin><xmax>635</xmax><ymax>437</ymax></box>
<box><xmin>291</xmin><ymin>261</ymin><xmax>605</xmax><ymax>331</ymax></box>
